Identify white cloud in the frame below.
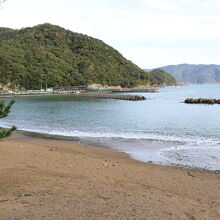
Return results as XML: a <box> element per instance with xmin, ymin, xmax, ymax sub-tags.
<box><xmin>122</xmin><ymin>46</ymin><xmax>220</xmax><ymax>69</ymax></box>
<box><xmin>202</xmin><ymin>0</ymin><xmax>220</xmax><ymax>9</ymax></box>
<box><xmin>141</xmin><ymin>0</ymin><xmax>177</xmax><ymax>11</ymax></box>
<box><xmin>0</xmin><ymin>0</ymin><xmax>220</xmax><ymax>68</ymax></box>
<box><xmin>141</xmin><ymin>0</ymin><xmax>220</xmax><ymax>12</ymax></box>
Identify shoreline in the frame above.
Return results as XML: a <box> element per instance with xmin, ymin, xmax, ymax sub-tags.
<box><xmin>0</xmin><ymin>133</ymin><xmax>219</xmax><ymax>219</ymax></box>
<box><xmin>16</xmin><ymin>129</ymin><xmax>220</xmax><ymax>173</ymax></box>
<box><xmin>4</xmin><ymin>129</ymin><xmax>217</xmax><ymax>173</ymax></box>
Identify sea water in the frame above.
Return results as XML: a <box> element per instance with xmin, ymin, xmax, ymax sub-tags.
<box><xmin>1</xmin><ymin>84</ymin><xmax>220</xmax><ymax>170</ymax></box>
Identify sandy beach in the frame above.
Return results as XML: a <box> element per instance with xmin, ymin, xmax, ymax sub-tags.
<box><xmin>0</xmin><ymin>133</ymin><xmax>219</xmax><ymax>220</ymax></box>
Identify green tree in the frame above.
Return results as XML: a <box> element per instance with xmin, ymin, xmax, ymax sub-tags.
<box><xmin>0</xmin><ymin>100</ymin><xmax>16</xmax><ymax>138</ymax></box>
<box><xmin>0</xmin><ymin>23</ymin><xmax>176</xmax><ymax>89</ymax></box>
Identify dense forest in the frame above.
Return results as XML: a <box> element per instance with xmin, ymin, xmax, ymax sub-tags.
<box><xmin>148</xmin><ymin>69</ymin><xmax>177</xmax><ymax>86</ymax></box>
<box><xmin>0</xmin><ymin>23</ymin><xmax>176</xmax><ymax>90</ymax></box>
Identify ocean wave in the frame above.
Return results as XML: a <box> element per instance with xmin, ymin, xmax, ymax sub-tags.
<box><xmin>1</xmin><ymin>121</ymin><xmax>220</xmax><ymax>170</ymax></box>
<box><xmin>157</xmin><ymin>145</ymin><xmax>220</xmax><ymax>171</ymax></box>
<box><xmin>1</xmin><ymin>120</ymin><xmax>219</xmax><ymax>146</ymax></box>
<box><xmin>30</xmin><ymin>130</ymin><xmax>220</xmax><ymax>145</ymax></box>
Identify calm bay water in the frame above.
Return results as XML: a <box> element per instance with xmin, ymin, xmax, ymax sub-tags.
<box><xmin>1</xmin><ymin>84</ymin><xmax>220</xmax><ymax>170</ymax></box>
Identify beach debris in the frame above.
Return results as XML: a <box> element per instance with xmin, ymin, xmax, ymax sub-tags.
<box><xmin>112</xmin><ymin>163</ymin><xmax>120</xmax><ymax>167</ymax></box>
<box><xmin>187</xmin><ymin>172</ymin><xmax>195</xmax><ymax>178</ymax></box>
<box><xmin>96</xmin><ymin>161</ymin><xmax>120</xmax><ymax>169</ymax></box>
<box><xmin>15</xmin><ymin>191</ymin><xmax>33</xmax><ymax>197</ymax></box>
<box><xmin>184</xmin><ymin>211</ymin><xmax>196</xmax><ymax>220</ymax></box>
<box><xmin>0</xmin><ymin>199</ymin><xmax>9</xmax><ymax>203</ymax></box>
<box><xmin>102</xmin><ymin>162</ymin><xmax>108</xmax><ymax>166</ymax></box>
<box><xmin>23</xmin><ymin>193</ymin><xmax>32</xmax><ymax>197</ymax></box>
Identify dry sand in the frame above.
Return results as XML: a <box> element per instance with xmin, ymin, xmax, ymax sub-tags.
<box><xmin>0</xmin><ymin>133</ymin><xmax>219</xmax><ymax>220</ymax></box>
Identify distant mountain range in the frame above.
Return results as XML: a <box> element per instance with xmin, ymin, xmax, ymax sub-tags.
<box><xmin>145</xmin><ymin>64</ymin><xmax>220</xmax><ymax>84</ymax></box>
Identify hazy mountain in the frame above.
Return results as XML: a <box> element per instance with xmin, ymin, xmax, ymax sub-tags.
<box><xmin>146</xmin><ymin>64</ymin><xmax>220</xmax><ymax>84</ymax></box>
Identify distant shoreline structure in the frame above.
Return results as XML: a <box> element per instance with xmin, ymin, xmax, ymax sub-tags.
<box><xmin>0</xmin><ymin>85</ymin><xmax>160</xmax><ymax>98</ymax></box>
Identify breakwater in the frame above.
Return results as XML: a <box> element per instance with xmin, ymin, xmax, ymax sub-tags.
<box><xmin>0</xmin><ymin>92</ymin><xmax>146</xmax><ymax>101</ymax></box>
<box><xmin>73</xmin><ymin>93</ymin><xmax>146</xmax><ymax>101</ymax></box>
<box><xmin>185</xmin><ymin>98</ymin><xmax>220</xmax><ymax>104</ymax></box>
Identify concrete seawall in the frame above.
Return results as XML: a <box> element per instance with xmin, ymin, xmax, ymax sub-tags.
<box><xmin>110</xmin><ymin>88</ymin><xmax>160</xmax><ymax>93</ymax></box>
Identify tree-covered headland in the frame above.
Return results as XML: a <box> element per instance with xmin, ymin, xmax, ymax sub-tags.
<box><xmin>0</xmin><ymin>23</ymin><xmax>176</xmax><ymax>90</ymax></box>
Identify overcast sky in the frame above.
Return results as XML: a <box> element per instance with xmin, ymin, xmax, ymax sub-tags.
<box><xmin>0</xmin><ymin>0</ymin><xmax>220</xmax><ymax>68</ymax></box>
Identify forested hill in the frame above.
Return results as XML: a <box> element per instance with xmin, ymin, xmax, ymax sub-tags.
<box><xmin>0</xmin><ymin>23</ymin><xmax>145</xmax><ymax>90</ymax></box>
<box><xmin>148</xmin><ymin>69</ymin><xmax>177</xmax><ymax>86</ymax></box>
<box><xmin>149</xmin><ymin>64</ymin><xmax>220</xmax><ymax>84</ymax></box>
<box><xmin>0</xmin><ymin>23</ymin><xmax>176</xmax><ymax>90</ymax></box>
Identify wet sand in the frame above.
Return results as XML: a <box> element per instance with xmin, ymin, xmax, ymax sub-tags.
<box><xmin>0</xmin><ymin>133</ymin><xmax>219</xmax><ymax>220</ymax></box>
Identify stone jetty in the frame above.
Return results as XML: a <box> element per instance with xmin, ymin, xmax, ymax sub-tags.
<box><xmin>0</xmin><ymin>92</ymin><xmax>146</xmax><ymax>101</ymax></box>
<box><xmin>185</xmin><ymin>98</ymin><xmax>220</xmax><ymax>104</ymax></box>
<box><xmin>74</xmin><ymin>93</ymin><xmax>146</xmax><ymax>101</ymax></box>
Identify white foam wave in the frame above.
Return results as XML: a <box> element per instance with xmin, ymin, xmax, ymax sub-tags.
<box><xmin>158</xmin><ymin>145</ymin><xmax>220</xmax><ymax>170</ymax></box>
<box><xmin>1</xmin><ymin>121</ymin><xmax>219</xmax><ymax>146</ymax></box>
<box><xmin>1</xmin><ymin>121</ymin><xmax>220</xmax><ymax>170</ymax></box>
